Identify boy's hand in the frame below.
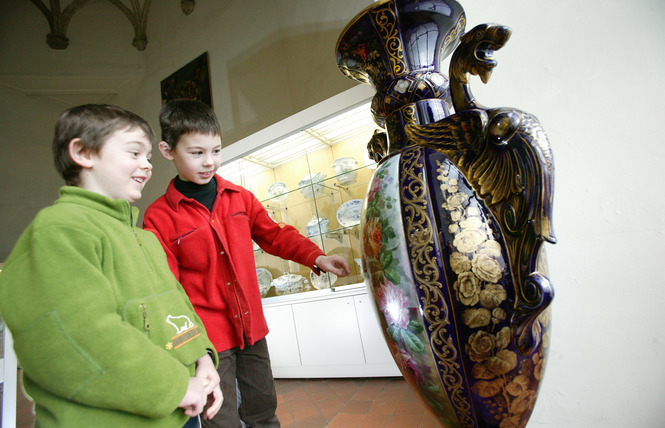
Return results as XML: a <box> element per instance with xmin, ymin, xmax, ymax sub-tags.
<box><xmin>195</xmin><ymin>354</ymin><xmax>220</xmax><ymax>392</ymax></box>
<box><xmin>314</xmin><ymin>255</ymin><xmax>351</xmax><ymax>277</ymax></box>
<box><xmin>178</xmin><ymin>377</ymin><xmax>207</xmax><ymax>417</ymax></box>
<box><xmin>203</xmin><ymin>385</ymin><xmax>223</xmax><ymax>420</ymax></box>
<box><xmin>195</xmin><ymin>354</ymin><xmax>223</xmax><ymax>420</ymax></box>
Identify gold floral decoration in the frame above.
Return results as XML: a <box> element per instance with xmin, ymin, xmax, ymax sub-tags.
<box><xmin>436</xmin><ymin>160</ymin><xmax>547</xmax><ymax>427</ymax></box>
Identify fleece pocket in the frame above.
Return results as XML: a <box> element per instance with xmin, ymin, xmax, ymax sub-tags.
<box><xmin>123</xmin><ymin>290</ymin><xmax>207</xmax><ymax>367</ymax></box>
<box><xmin>13</xmin><ymin>311</ymin><xmax>104</xmax><ymax>400</ymax></box>
<box><xmin>169</xmin><ymin>228</ymin><xmax>210</xmax><ymax>271</ymax></box>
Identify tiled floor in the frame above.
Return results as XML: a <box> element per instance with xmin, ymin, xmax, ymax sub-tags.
<box><xmin>13</xmin><ymin>371</ymin><xmax>440</xmax><ymax>427</ymax></box>
<box><xmin>275</xmin><ymin>377</ymin><xmax>440</xmax><ymax>428</ymax></box>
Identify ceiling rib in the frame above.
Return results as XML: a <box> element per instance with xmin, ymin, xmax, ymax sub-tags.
<box><xmin>28</xmin><ymin>0</ymin><xmax>195</xmax><ymax>51</ymax></box>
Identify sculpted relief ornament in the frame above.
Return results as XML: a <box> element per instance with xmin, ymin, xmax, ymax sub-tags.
<box><xmin>336</xmin><ymin>1</ymin><xmax>556</xmax><ymax>427</ymax></box>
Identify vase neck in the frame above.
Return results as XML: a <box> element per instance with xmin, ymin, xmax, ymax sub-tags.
<box><xmin>383</xmin><ymin>98</ymin><xmax>453</xmax><ymax>154</ymax></box>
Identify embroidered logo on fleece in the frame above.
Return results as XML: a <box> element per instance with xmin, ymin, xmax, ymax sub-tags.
<box><xmin>165</xmin><ymin>314</ymin><xmax>201</xmax><ymax>350</ymax></box>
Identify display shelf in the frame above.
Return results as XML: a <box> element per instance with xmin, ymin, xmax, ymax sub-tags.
<box><xmin>262</xmin><ymin>281</ymin><xmax>366</xmax><ymax>306</ymax></box>
<box><xmin>325</xmin><ymin>224</ymin><xmax>359</xmax><ymax>241</ymax></box>
<box><xmin>228</xmin><ymin>128</ymin><xmax>376</xmax><ymax>299</ymax></box>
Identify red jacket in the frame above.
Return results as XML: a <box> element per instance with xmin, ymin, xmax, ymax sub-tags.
<box><xmin>143</xmin><ymin>176</ymin><xmax>325</xmax><ymax>352</ymax></box>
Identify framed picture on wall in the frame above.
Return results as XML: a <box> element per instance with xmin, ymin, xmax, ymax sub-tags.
<box><xmin>160</xmin><ymin>52</ymin><xmax>213</xmax><ymax>108</ymax></box>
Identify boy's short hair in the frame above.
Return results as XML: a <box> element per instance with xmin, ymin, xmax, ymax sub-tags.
<box><xmin>53</xmin><ymin>104</ymin><xmax>156</xmax><ymax>186</ymax></box>
<box><xmin>159</xmin><ymin>99</ymin><xmax>222</xmax><ymax>149</ymax></box>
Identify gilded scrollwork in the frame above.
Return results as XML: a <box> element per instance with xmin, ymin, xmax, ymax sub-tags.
<box><xmin>399</xmin><ymin>148</ymin><xmax>474</xmax><ymax>427</ymax></box>
<box><xmin>443</xmin><ymin>14</ymin><xmax>467</xmax><ymax>59</ymax></box>
<box><xmin>370</xmin><ymin>4</ymin><xmax>407</xmax><ymax>76</ymax></box>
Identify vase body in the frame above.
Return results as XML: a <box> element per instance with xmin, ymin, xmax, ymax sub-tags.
<box><xmin>363</xmin><ymin>146</ymin><xmax>551</xmax><ymax>427</ymax></box>
<box><xmin>337</xmin><ymin>1</ymin><xmax>555</xmax><ymax>427</ymax></box>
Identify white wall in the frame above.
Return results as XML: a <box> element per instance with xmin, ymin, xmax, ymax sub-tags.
<box><xmin>1</xmin><ymin>0</ymin><xmax>664</xmax><ymax>426</ymax></box>
<box><xmin>458</xmin><ymin>1</ymin><xmax>665</xmax><ymax>426</ymax></box>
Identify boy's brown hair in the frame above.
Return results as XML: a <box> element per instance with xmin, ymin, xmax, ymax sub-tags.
<box><xmin>159</xmin><ymin>99</ymin><xmax>222</xmax><ymax>149</ymax></box>
<box><xmin>52</xmin><ymin>104</ymin><xmax>156</xmax><ymax>186</ymax></box>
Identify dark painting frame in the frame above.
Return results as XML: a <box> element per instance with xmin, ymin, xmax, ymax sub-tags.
<box><xmin>160</xmin><ymin>52</ymin><xmax>213</xmax><ymax>108</ymax></box>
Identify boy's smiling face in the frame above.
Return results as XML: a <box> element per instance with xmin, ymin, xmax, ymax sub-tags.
<box><xmin>78</xmin><ymin>126</ymin><xmax>153</xmax><ymax>203</ymax></box>
<box><xmin>160</xmin><ymin>132</ymin><xmax>222</xmax><ymax>184</ymax></box>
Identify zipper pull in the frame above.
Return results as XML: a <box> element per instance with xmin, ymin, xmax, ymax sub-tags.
<box><xmin>140</xmin><ymin>304</ymin><xmax>151</xmax><ymax>331</ymax></box>
<box><xmin>133</xmin><ymin>228</ymin><xmax>142</xmax><ymax>246</ymax></box>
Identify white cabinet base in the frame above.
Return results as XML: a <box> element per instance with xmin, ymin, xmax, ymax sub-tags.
<box><xmin>263</xmin><ymin>283</ymin><xmax>401</xmax><ymax>378</ymax></box>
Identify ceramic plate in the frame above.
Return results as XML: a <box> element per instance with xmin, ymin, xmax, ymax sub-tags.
<box><xmin>267</xmin><ymin>181</ymin><xmax>289</xmax><ymax>203</ymax></box>
<box><xmin>336</xmin><ymin>199</ymin><xmax>363</xmax><ymax>227</ymax></box>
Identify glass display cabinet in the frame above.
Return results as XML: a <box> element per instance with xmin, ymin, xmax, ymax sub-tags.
<box><xmin>218</xmin><ymin>86</ymin><xmax>400</xmax><ymax>378</ymax></box>
<box><xmin>218</xmin><ymin>90</ymin><xmax>377</xmax><ymax>299</ymax></box>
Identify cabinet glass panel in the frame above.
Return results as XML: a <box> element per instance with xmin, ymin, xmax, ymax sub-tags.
<box><xmin>218</xmin><ymin>102</ymin><xmax>377</xmax><ymax>298</ymax></box>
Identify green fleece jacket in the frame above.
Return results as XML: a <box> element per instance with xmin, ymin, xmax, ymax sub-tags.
<box><xmin>0</xmin><ymin>187</ymin><xmax>217</xmax><ymax>427</ymax></box>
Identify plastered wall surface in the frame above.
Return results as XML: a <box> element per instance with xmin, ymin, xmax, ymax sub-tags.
<box><xmin>1</xmin><ymin>0</ymin><xmax>664</xmax><ymax>426</ymax></box>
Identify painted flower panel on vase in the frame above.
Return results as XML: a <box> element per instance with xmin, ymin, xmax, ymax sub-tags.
<box><xmin>362</xmin><ymin>152</ymin><xmax>460</xmax><ymax>426</ymax></box>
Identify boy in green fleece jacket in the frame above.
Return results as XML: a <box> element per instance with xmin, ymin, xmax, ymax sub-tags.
<box><xmin>0</xmin><ymin>104</ymin><xmax>223</xmax><ymax>427</ymax></box>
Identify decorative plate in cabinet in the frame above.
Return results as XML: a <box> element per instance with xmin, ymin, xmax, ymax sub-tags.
<box><xmin>267</xmin><ymin>181</ymin><xmax>289</xmax><ymax>204</ymax></box>
<box><xmin>336</xmin><ymin>199</ymin><xmax>363</xmax><ymax>227</ymax></box>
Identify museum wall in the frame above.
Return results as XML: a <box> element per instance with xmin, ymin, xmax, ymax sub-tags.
<box><xmin>1</xmin><ymin>0</ymin><xmax>664</xmax><ymax>426</ymax></box>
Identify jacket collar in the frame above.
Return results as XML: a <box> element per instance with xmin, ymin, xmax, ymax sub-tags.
<box><xmin>57</xmin><ymin>186</ymin><xmax>138</xmax><ymax>226</ymax></box>
<box><xmin>164</xmin><ymin>174</ymin><xmax>241</xmax><ymax>211</ymax></box>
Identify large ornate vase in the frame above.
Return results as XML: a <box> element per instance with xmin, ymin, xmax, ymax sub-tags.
<box><xmin>336</xmin><ymin>1</ymin><xmax>556</xmax><ymax>427</ymax></box>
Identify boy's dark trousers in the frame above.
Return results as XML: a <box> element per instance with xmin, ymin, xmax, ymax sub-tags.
<box><xmin>203</xmin><ymin>338</ymin><xmax>280</xmax><ymax>428</ymax></box>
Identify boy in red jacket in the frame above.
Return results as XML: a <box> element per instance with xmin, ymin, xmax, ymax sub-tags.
<box><xmin>143</xmin><ymin>99</ymin><xmax>350</xmax><ymax>428</ymax></box>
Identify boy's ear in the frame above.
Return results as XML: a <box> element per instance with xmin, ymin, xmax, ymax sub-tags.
<box><xmin>159</xmin><ymin>141</ymin><xmax>175</xmax><ymax>160</ymax></box>
<box><xmin>68</xmin><ymin>138</ymin><xmax>94</xmax><ymax>168</ymax></box>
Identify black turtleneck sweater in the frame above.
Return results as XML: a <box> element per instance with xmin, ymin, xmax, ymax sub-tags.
<box><xmin>174</xmin><ymin>176</ymin><xmax>217</xmax><ymax>212</ymax></box>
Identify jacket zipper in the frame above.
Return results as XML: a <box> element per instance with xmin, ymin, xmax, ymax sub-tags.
<box><xmin>130</xmin><ymin>210</ymin><xmax>154</xmax><ymax>274</ymax></box>
<box><xmin>140</xmin><ymin>303</ymin><xmax>151</xmax><ymax>336</ymax></box>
